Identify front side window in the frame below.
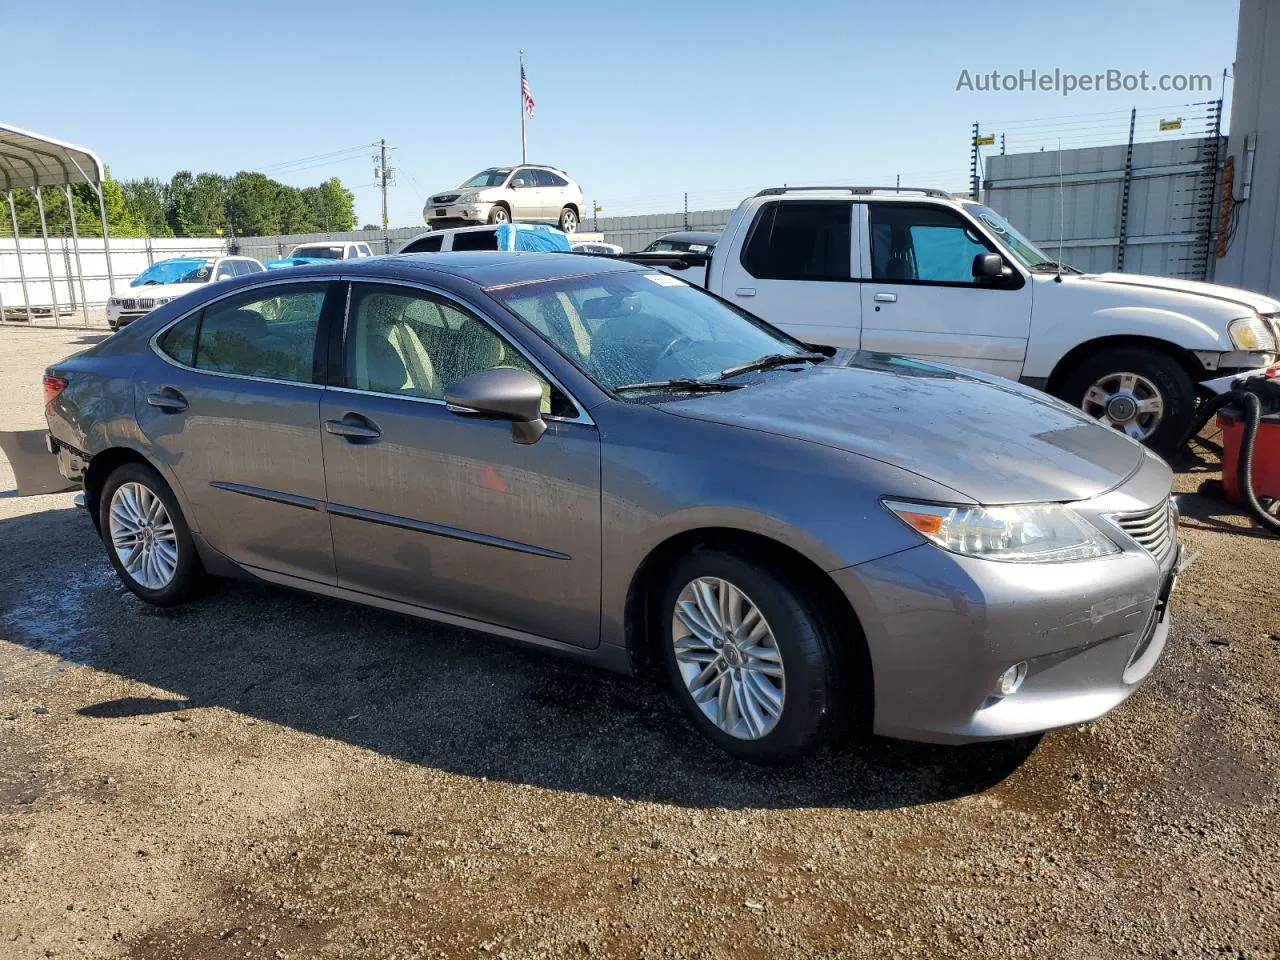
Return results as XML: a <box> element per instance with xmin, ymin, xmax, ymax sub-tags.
<box><xmin>290</xmin><ymin>245</ymin><xmax>344</xmax><ymax>260</ymax></box>
<box><xmin>240</xmin><ymin>260</ymin><xmax>264</xmax><ymax>274</ymax></box>
<box><xmin>214</xmin><ymin>261</ymin><xmax>237</xmax><ymax>281</ymax></box>
<box><xmin>344</xmin><ymin>284</ymin><xmax>563</xmax><ymax>415</ymax></box>
<box><xmin>157</xmin><ymin>284</ymin><xmax>327</xmax><ymax>383</ymax></box>
<box><xmin>491</xmin><ymin>271</ymin><xmax>812</xmax><ymax>391</ymax></box>
<box><xmin>868</xmin><ymin>205</ymin><xmax>996</xmax><ymax>284</ymax></box>
<box><xmin>741</xmin><ymin>201</ymin><xmax>851</xmax><ymax>282</ymax></box>
<box><xmin>403</xmin><ymin>234</ymin><xmax>443</xmax><ymax>253</ymax></box>
<box><xmin>357</xmin><ymin>244</ymin><xmax>372</xmax><ymax>256</ymax></box>
<box><xmin>510</xmin><ymin>169</ymin><xmax>537</xmax><ymax>189</ymax></box>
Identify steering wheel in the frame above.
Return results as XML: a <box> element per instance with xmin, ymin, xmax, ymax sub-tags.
<box><xmin>658</xmin><ymin>334</ymin><xmax>694</xmax><ymax>360</ymax></box>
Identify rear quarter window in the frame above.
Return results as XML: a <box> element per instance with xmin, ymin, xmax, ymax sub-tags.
<box><xmin>157</xmin><ymin>312</ymin><xmax>199</xmax><ymax>366</ymax></box>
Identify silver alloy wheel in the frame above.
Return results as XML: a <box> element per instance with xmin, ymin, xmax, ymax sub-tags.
<box><xmin>1081</xmin><ymin>371</ymin><xmax>1165</xmax><ymax>441</ymax></box>
<box><xmin>491</xmin><ymin>206</ymin><xmax>510</xmax><ymax>223</ymax></box>
<box><xmin>671</xmin><ymin>576</ymin><xmax>785</xmax><ymax>740</ymax></box>
<box><xmin>108</xmin><ymin>481</ymin><xmax>179</xmax><ymax>590</ymax></box>
<box><xmin>561</xmin><ymin>209</ymin><xmax>578</xmax><ymax>233</ymax></box>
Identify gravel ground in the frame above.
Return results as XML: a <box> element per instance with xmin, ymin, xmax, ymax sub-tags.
<box><xmin>1</xmin><ymin>328</ymin><xmax>1278</xmax><ymax>959</ymax></box>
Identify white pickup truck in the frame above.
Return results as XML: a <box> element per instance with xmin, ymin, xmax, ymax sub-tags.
<box><xmin>625</xmin><ymin>186</ymin><xmax>1280</xmax><ymax>453</ymax></box>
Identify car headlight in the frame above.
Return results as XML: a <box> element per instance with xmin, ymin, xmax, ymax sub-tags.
<box><xmin>883</xmin><ymin>499</ymin><xmax>1120</xmax><ymax>563</ymax></box>
<box><xmin>1228</xmin><ymin>316</ymin><xmax>1278</xmax><ymax>352</ymax></box>
<box><xmin>458</xmin><ymin>192</ymin><xmax>481</xmax><ymax>203</ymax></box>
<box><xmin>108</xmin><ymin>298</ymin><xmax>121</xmax><ymax>307</ymax></box>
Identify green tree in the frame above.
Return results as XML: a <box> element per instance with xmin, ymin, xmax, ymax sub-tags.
<box><xmin>303</xmin><ymin>178</ymin><xmax>356</xmax><ymax>232</ymax></box>
<box><xmin>121</xmin><ymin>177</ymin><xmax>173</xmax><ymax>237</ymax></box>
<box><xmin>0</xmin><ymin>174</ymin><xmax>145</xmax><ymax>238</ymax></box>
<box><xmin>169</xmin><ymin>171</ymin><xmax>229</xmax><ymax>236</ymax></box>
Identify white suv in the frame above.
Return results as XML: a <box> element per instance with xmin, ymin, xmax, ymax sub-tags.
<box><xmin>424</xmin><ymin>166</ymin><xmax>584</xmax><ymax>233</ymax></box>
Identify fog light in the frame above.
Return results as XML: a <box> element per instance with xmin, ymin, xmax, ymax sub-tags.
<box><xmin>996</xmin><ymin>661</ymin><xmax>1028</xmax><ymax>697</ymax></box>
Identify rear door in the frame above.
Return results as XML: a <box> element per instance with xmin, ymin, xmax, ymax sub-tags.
<box><xmin>139</xmin><ymin>280</ymin><xmax>340</xmax><ymax>582</ymax></box>
<box><xmin>858</xmin><ymin>202</ymin><xmax>1033</xmax><ymax>378</ymax></box>
<box><xmin>319</xmin><ymin>280</ymin><xmax>602</xmax><ymax>648</ymax></box>
<box><xmin>714</xmin><ymin>200</ymin><xmax>861</xmax><ymax>348</ymax></box>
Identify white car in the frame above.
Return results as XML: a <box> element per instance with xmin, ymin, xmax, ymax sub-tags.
<box><xmin>107</xmin><ymin>256</ymin><xmax>264</xmax><ymax>330</ymax></box>
<box><xmin>624</xmin><ymin>185</ymin><xmax>1280</xmax><ymax>454</ymax></box>
<box><xmin>424</xmin><ymin>165</ymin><xmax>584</xmax><ymax>233</ymax></box>
<box><xmin>571</xmin><ymin>240</ymin><xmax>624</xmax><ymax>255</ymax></box>
<box><xmin>266</xmin><ymin>241</ymin><xmax>374</xmax><ymax>269</ymax></box>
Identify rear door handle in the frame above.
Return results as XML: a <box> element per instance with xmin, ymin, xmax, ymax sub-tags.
<box><xmin>734</xmin><ymin>287</ymin><xmax>756</xmax><ymax>297</ymax></box>
<box><xmin>324</xmin><ymin>413</ymin><xmax>382</xmax><ymax>441</ymax></box>
<box><xmin>873</xmin><ymin>292</ymin><xmax>898</xmax><ymax>303</ymax></box>
<box><xmin>146</xmin><ymin>388</ymin><xmax>188</xmax><ymax>412</ymax></box>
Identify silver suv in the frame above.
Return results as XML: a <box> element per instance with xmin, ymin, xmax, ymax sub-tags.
<box><xmin>424</xmin><ymin>165</ymin><xmax>584</xmax><ymax>233</ymax></box>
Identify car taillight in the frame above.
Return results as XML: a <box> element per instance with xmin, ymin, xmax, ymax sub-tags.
<box><xmin>43</xmin><ymin>374</ymin><xmax>67</xmax><ymax>407</ymax></box>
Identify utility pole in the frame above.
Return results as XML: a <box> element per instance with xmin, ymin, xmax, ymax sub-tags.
<box><xmin>375</xmin><ymin>139</ymin><xmax>395</xmax><ymax>252</ymax></box>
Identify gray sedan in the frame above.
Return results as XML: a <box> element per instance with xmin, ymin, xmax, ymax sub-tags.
<box><xmin>43</xmin><ymin>253</ymin><xmax>1180</xmax><ymax>763</ymax></box>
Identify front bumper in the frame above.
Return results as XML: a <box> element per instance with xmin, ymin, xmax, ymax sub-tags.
<box><xmin>106</xmin><ymin>304</ymin><xmax>148</xmax><ymax>330</ymax></box>
<box><xmin>835</xmin><ymin>475</ymin><xmax>1179</xmax><ymax>744</ymax></box>
<box><xmin>425</xmin><ymin>201</ymin><xmax>492</xmax><ymax>225</ymax></box>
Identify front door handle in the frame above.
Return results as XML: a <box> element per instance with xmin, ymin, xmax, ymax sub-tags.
<box><xmin>734</xmin><ymin>287</ymin><xmax>756</xmax><ymax>297</ymax></box>
<box><xmin>146</xmin><ymin>387</ymin><xmax>188</xmax><ymax>412</ymax></box>
<box><xmin>873</xmin><ymin>292</ymin><xmax>898</xmax><ymax>303</ymax></box>
<box><xmin>324</xmin><ymin>413</ymin><xmax>382</xmax><ymax>441</ymax></box>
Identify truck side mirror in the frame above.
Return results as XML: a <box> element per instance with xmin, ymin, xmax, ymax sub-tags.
<box><xmin>972</xmin><ymin>253</ymin><xmax>1006</xmax><ymax>280</ymax></box>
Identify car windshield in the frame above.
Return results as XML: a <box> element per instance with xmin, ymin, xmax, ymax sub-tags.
<box><xmin>460</xmin><ymin>168</ymin><xmax>512</xmax><ymax>188</ymax></box>
<box><xmin>490</xmin><ymin>271</ymin><xmax>816</xmax><ymax>393</ymax></box>
<box><xmin>288</xmin><ymin>245</ymin><xmax>344</xmax><ymax>259</ymax></box>
<box><xmin>130</xmin><ymin>258</ymin><xmax>213</xmax><ymax>287</ymax></box>
<box><xmin>964</xmin><ymin>203</ymin><xmax>1059</xmax><ymax>269</ymax></box>
<box><xmin>643</xmin><ymin>238</ymin><xmax>715</xmax><ymax>254</ymax></box>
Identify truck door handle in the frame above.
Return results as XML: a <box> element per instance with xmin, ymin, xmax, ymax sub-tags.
<box><xmin>873</xmin><ymin>293</ymin><xmax>898</xmax><ymax>303</ymax></box>
<box><xmin>734</xmin><ymin>287</ymin><xmax>756</xmax><ymax>297</ymax></box>
<box><xmin>146</xmin><ymin>387</ymin><xmax>188</xmax><ymax>412</ymax></box>
<box><xmin>325</xmin><ymin>413</ymin><xmax>382</xmax><ymax>441</ymax></box>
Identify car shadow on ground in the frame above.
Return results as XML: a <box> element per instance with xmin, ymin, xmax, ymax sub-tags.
<box><xmin>0</xmin><ymin>505</ymin><xmax>1039</xmax><ymax>811</ymax></box>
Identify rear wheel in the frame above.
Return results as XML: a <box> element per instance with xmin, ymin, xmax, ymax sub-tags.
<box><xmin>558</xmin><ymin>206</ymin><xmax>579</xmax><ymax>233</ymax></box>
<box><xmin>660</xmin><ymin>549</ymin><xmax>850</xmax><ymax>764</ymax></box>
<box><xmin>99</xmin><ymin>462</ymin><xmax>201</xmax><ymax>606</ymax></box>
<box><xmin>487</xmin><ymin>204</ymin><xmax>511</xmax><ymax>225</ymax></box>
<box><xmin>1059</xmin><ymin>346</ymin><xmax>1197</xmax><ymax>456</ymax></box>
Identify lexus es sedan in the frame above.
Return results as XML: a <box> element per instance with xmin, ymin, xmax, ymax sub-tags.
<box><xmin>43</xmin><ymin>253</ymin><xmax>1181</xmax><ymax>763</ymax></box>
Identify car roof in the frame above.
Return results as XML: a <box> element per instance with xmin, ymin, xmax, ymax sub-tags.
<box><xmin>266</xmin><ymin>252</ymin><xmax>644</xmax><ymax>289</ymax></box>
<box><xmin>654</xmin><ymin>231</ymin><xmax>720</xmax><ymax>244</ymax></box>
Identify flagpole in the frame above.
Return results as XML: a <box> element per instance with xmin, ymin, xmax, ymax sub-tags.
<box><xmin>519</xmin><ymin>49</ymin><xmax>527</xmax><ymax>164</ymax></box>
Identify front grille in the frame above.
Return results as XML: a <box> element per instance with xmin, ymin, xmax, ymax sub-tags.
<box><xmin>432</xmin><ymin>193</ymin><xmax>460</xmax><ymax>204</ymax></box>
<box><xmin>138</xmin><ymin>298</ymin><xmax>155</xmax><ymax>309</ymax></box>
<box><xmin>120</xmin><ymin>298</ymin><xmax>137</xmax><ymax>310</ymax></box>
<box><xmin>1114</xmin><ymin>499</ymin><xmax>1177</xmax><ymax>566</ymax></box>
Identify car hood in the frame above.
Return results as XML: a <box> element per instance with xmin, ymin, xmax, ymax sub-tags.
<box><xmin>658</xmin><ymin>354</ymin><xmax>1147</xmax><ymax>504</ymax></box>
<box><xmin>120</xmin><ymin>281</ymin><xmax>206</xmax><ymax>298</ymax></box>
<box><xmin>1085</xmin><ymin>272</ymin><xmax>1280</xmax><ymax>315</ymax></box>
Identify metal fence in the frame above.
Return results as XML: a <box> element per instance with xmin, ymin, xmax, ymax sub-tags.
<box><xmin>583</xmin><ymin>208</ymin><xmax>735</xmax><ymax>252</ymax></box>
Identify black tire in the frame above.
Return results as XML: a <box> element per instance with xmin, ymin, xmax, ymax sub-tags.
<box><xmin>1058</xmin><ymin>346</ymin><xmax>1197</xmax><ymax>457</ymax></box>
<box><xmin>98</xmin><ymin>462</ymin><xmax>201</xmax><ymax>607</ymax></box>
<box><xmin>558</xmin><ymin>206</ymin><xmax>579</xmax><ymax>233</ymax></box>
<box><xmin>487</xmin><ymin>204</ymin><xmax>511</xmax><ymax>225</ymax></box>
<box><xmin>659</xmin><ymin>549</ymin><xmax>852</xmax><ymax>765</ymax></box>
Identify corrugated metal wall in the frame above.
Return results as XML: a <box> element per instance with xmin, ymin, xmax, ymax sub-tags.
<box><xmin>231</xmin><ymin>228</ymin><xmax>421</xmax><ymax>263</ymax></box>
<box><xmin>1216</xmin><ymin>0</ymin><xmax>1280</xmax><ymax>298</ymax></box>
<box><xmin>583</xmin><ymin>209</ymin><xmax>735</xmax><ymax>252</ymax></box>
<box><xmin>984</xmin><ymin>137</ymin><xmax>1221</xmax><ymax>278</ymax></box>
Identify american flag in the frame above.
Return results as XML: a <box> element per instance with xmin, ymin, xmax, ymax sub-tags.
<box><xmin>521</xmin><ymin>65</ymin><xmax>535</xmax><ymax>118</ymax></box>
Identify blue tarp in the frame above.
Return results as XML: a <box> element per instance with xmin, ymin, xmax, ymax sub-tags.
<box><xmin>494</xmin><ymin>222</ymin><xmax>572</xmax><ymax>252</ymax></box>
<box><xmin>130</xmin><ymin>258</ymin><xmax>211</xmax><ymax>287</ymax></box>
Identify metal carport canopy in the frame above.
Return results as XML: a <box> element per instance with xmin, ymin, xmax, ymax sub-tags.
<box><xmin>0</xmin><ymin>122</ymin><xmax>115</xmax><ymax>326</ymax></box>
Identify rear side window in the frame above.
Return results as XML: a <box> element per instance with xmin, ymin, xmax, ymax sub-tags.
<box><xmin>156</xmin><ymin>283</ymin><xmax>328</xmax><ymax>383</ymax></box>
<box><xmin>402</xmin><ymin>234</ymin><xmax>443</xmax><ymax>253</ymax></box>
<box><xmin>451</xmin><ymin>230</ymin><xmax>500</xmax><ymax>252</ymax></box>
<box><xmin>741</xmin><ymin>201</ymin><xmax>851</xmax><ymax>281</ymax></box>
<box><xmin>241</xmin><ymin>260</ymin><xmax>264</xmax><ymax>274</ymax></box>
<box><xmin>535</xmin><ymin>170</ymin><xmax>568</xmax><ymax>187</ymax></box>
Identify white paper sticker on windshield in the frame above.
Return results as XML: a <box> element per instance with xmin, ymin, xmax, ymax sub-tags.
<box><xmin>646</xmin><ymin>273</ymin><xmax>686</xmax><ymax>286</ymax></box>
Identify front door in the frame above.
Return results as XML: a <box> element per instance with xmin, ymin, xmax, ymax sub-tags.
<box><xmin>714</xmin><ymin>199</ymin><xmax>861</xmax><ymax>349</ymax></box>
<box><xmin>859</xmin><ymin>202</ymin><xmax>1034</xmax><ymax>379</ymax></box>
<box><xmin>320</xmin><ymin>281</ymin><xmax>602</xmax><ymax>648</ymax></box>
<box><xmin>138</xmin><ymin>280</ymin><xmax>338</xmax><ymax>582</ymax></box>
<box><xmin>508</xmin><ymin>167</ymin><xmax>545</xmax><ymax>220</ymax></box>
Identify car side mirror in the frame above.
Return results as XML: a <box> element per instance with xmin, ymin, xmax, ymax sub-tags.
<box><xmin>511</xmin><ymin>178</ymin><xmax>527</xmax><ymax>189</ymax></box>
<box><xmin>445</xmin><ymin>367</ymin><xmax>547</xmax><ymax>444</ymax></box>
<box><xmin>972</xmin><ymin>252</ymin><xmax>1007</xmax><ymax>280</ymax></box>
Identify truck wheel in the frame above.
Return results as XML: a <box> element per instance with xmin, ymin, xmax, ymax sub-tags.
<box><xmin>1059</xmin><ymin>347</ymin><xmax>1196</xmax><ymax>456</ymax></box>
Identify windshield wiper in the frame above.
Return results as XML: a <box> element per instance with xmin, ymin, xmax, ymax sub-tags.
<box><xmin>718</xmin><ymin>352</ymin><xmax>827</xmax><ymax>380</ymax></box>
<box><xmin>1029</xmin><ymin>261</ymin><xmax>1082</xmax><ymax>275</ymax></box>
<box><xmin>614</xmin><ymin>378</ymin><xmax>742</xmax><ymax>394</ymax></box>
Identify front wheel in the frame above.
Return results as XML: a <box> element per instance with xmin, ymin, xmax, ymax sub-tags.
<box><xmin>660</xmin><ymin>549</ymin><xmax>851</xmax><ymax>764</ymax></box>
<box><xmin>99</xmin><ymin>462</ymin><xmax>201</xmax><ymax>606</ymax></box>
<box><xmin>558</xmin><ymin>207</ymin><xmax>579</xmax><ymax>233</ymax></box>
<box><xmin>1058</xmin><ymin>347</ymin><xmax>1196</xmax><ymax>456</ymax></box>
<box><xmin>487</xmin><ymin>205</ymin><xmax>511</xmax><ymax>225</ymax></box>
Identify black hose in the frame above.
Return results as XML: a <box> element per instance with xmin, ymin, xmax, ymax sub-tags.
<box><xmin>1187</xmin><ymin>388</ymin><xmax>1280</xmax><ymax>536</ymax></box>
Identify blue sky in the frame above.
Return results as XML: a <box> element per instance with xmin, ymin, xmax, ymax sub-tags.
<box><xmin>8</xmin><ymin>0</ymin><xmax>1241</xmax><ymax>229</ymax></box>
